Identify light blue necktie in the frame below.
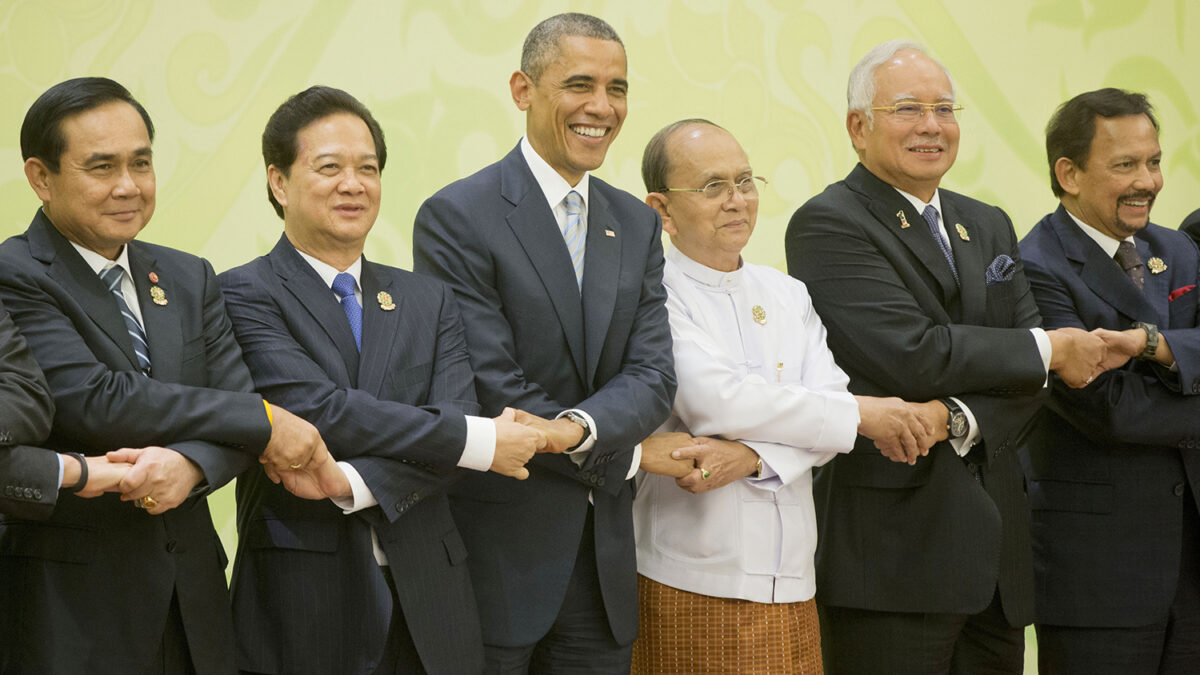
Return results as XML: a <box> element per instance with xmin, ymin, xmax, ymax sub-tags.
<box><xmin>563</xmin><ymin>190</ymin><xmax>585</xmax><ymax>290</ymax></box>
<box><xmin>332</xmin><ymin>272</ymin><xmax>362</xmax><ymax>352</ymax></box>
<box><xmin>100</xmin><ymin>264</ymin><xmax>151</xmax><ymax>375</ymax></box>
<box><xmin>922</xmin><ymin>204</ymin><xmax>959</xmax><ymax>286</ymax></box>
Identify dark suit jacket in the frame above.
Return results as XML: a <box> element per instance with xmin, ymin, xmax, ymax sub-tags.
<box><xmin>218</xmin><ymin>235</ymin><xmax>483</xmax><ymax>674</ymax></box>
<box><xmin>1019</xmin><ymin>205</ymin><xmax>1200</xmax><ymax>627</ymax></box>
<box><xmin>0</xmin><ymin>210</ymin><xmax>271</xmax><ymax>673</ymax></box>
<box><xmin>785</xmin><ymin>164</ymin><xmax>1044</xmax><ymax>626</ymax></box>
<box><xmin>412</xmin><ymin>143</ymin><xmax>676</xmax><ymax>647</ymax></box>
<box><xmin>1181</xmin><ymin>208</ymin><xmax>1200</xmax><ymax>251</ymax></box>
<box><xmin>0</xmin><ymin>300</ymin><xmax>56</xmax><ymax>519</ymax></box>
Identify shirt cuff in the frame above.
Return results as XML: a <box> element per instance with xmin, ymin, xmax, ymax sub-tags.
<box><xmin>948</xmin><ymin>396</ymin><xmax>980</xmax><ymax>457</ymax></box>
<box><xmin>459</xmin><ymin>416</ymin><xmax>496</xmax><ymax>472</ymax></box>
<box><xmin>330</xmin><ymin>461</ymin><xmax>378</xmax><ymax>513</ymax></box>
<box><xmin>56</xmin><ymin>453</ymin><xmax>64</xmax><ymax>489</ymax></box>
<box><xmin>625</xmin><ymin>443</ymin><xmax>642</xmax><ymax>480</ymax></box>
<box><xmin>1031</xmin><ymin>327</ymin><xmax>1052</xmax><ymax>387</ymax></box>
<box><xmin>556</xmin><ymin>408</ymin><xmax>597</xmax><ymax>454</ymax></box>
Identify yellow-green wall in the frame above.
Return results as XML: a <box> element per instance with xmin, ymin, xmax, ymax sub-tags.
<box><xmin>3</xmin><ymin>3</ymin><xmax>1198</xmax><ymax>658</ymax></box>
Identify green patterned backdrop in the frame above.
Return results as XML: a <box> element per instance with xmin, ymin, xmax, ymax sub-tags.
<box><xmin>3</xmin><ymin>1</ymin><xmax>1198</xmax><ymax>657</ymax></box>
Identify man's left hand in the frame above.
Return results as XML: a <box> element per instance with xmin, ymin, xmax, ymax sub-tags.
<box><xmin>109</xmin><ymin>446</ymin><xmax>204</xmax><ymax>515</ymax></box>
<box><xmin>511</xmin><ymin>409</ymin><xmax>584</xmax><ymax>454</ymax></box>
<box><xmin>672</xmin><ymin>437</ymin><xmax>759</xmax><ymax>494</ymax></box>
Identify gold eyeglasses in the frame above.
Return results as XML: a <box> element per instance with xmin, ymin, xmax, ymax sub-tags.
<box><xmin>662</xmin><ymin>175</ymin><xmax>768</xmax><ymax>200</ymax></box>
<box><xmin>871</xmin><ymin>102</ymin><xmax>963</xmax><ymax>122</ymax></box>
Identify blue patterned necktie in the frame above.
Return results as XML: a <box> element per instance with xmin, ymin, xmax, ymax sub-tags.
<box><xmin>563</xmin><ymin>190</ymin><xmax>586</xmax><ymax>290</ymax></box>
<box><xmin>100</xmin><ymin>264</ymin><xmax>151</xmax><ymax>375</ymax></box>
<box><xmin>922</xmin><ymin>204</ymin><xmax>959</xmax><ymax>286</ymax></box>
<box><xmin>332</xmin><ymin>272</ymin><xmax>362</xmax><ymax>352</ymax></box>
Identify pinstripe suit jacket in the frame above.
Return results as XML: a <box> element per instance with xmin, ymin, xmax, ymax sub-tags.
<box><xmin>0</xmin><ymin>299</ymin><xmax>56</xmax><ymax>520</ymax></box>
<box><xmin>219</xmin><ymin>235</ymin><xmax>483</xmax><ymax>674</ymax></box>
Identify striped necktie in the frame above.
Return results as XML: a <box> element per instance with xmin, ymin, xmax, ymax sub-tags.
<box><xmin>100</xmin><ymin>264</ymin><xmax>151</xmax><ymax>375</ymax></box>
<box><xmin>563</xmin><ymin>190</ymin><xmax>585</xmax><ymax>290</ymax></box>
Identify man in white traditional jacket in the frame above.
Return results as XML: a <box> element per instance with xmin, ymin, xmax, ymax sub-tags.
<box><xmin>631</xmin><ymin>119</ymin><xmax>944</xmax><ymax>674</ymax></box>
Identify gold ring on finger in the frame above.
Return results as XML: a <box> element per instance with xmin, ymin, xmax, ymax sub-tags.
<box><xmin>140</xmin><ymin>495</ymin><xmax>158</xmax><ymax>509</ymax></box>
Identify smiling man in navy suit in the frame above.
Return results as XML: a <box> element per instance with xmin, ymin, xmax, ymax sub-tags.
<box><xmin>1019</xmin><ymin>88</ymin><xmax>1200</xmax><ymax>675</ymax></box>
<box><xmin>413</xmin><ymin>12</ymin><xmax>676</xmax><ymax>673</ymax></box>
<box><xmin>220</xmin><ymin>86</ymin><xmax>548</xmax><ymax>674</ymax></box>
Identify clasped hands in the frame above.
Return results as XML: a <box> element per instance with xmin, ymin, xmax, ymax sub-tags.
<box><xmin>1048</xmin><ymin>326</ymin><xmax>1150</xmax><ymax>388</ymax></box>
<box><xmin>66</xmin><ymin>446</ymin><xmax>203</xmax><ymax>515</ymax></box>
<box><xmin>640</xmin><ymin>432</ymin><xmax>758</xmax><ymax>494</ymax></box>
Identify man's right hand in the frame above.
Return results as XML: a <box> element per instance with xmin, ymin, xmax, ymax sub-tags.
<box><xmin>277</xmin><ymin>443</ymin><xmax>351</xmax><ymax>500</ymax></box>
<box><xmin>854</xmin><ymin>396</ymin><xmax>939</xmax><ymax>465</ymax></box>
<box><xmin>260</xmin><ymin>404</ymin><xmax>325</xmax><ymax>477</ymax></box>
<box><xmin>491</xmin><ymin>408</ymin><xmax>547</xmax><ymax>480</ymax></box>
<box><xmin>1047</xmin><ymin>326</ymin><xmax>1108</xmax><ymax>388</ymax></box>
<box><xmin>639</xmin><ymin>432</ymin><xmax>695</xmax><ymax>478</ymax></box>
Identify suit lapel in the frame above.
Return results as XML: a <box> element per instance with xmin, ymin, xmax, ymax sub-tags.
<box><xmin>581</xmin><ymin>186</ymin><xmax>620</xmax><ymax>387</ymax></box>
<box><xmin>1050</xmin><ymin>207</ymin><xmax>1156</xmax><ymax>322</ymax></box>
<box><xmin>29</xmin><ymin>212</ymin><xmax>140</xmax><ymax>371</ymax></box>
<box><xmin>269</xmin><ymin>236</ymin><xmax>360</xmax><ymax>383</ymax></box>
<box><xmin>941</xmin><ymin>196</ymin><xmax>986</xmax><ymax>325</ymax></box>
<box><xmin>1136</xmin><ymin>236</ymin><xmax>1170</xmax><ymax>323</ymax></box>
<box><xmin>357</xmin><ymin>260</ymin><xmax>400</xmax><ymax>397</ymax></box>
<box><xmin>850</xmin><ymin>165</ymin><xmax>959</xmax><ymax>301</ymax></box>
<box><xmin>500</xmin><ymin>149</ymin><xmax>587</xmax><ymax>382</ymax></box>
<box><xmin>127</xmin><ymin>243</ymin><xmax>181</xmax><ymax>382</ymax></box>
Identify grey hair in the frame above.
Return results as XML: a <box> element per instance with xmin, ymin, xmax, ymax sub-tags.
<box><xmin>521</xmin><ymin>13</ymin><xmax>623</xmax><ymax>83</ymax></box>
<box><xmin>846</xmin><ymin>39</ymin><xmax>957</xmax><ymax>127</ymax></box>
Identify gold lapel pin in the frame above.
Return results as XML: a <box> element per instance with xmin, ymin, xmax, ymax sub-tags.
<box><xmin>752</xmin><ymin>305</ymin><xmax>767</xmax><ymax>325</ymax></box>
<box><xmin>896</xmin><ymin>210</ymin><xmax>911</xmax><ymax>229</ymax></box>
<box><xmin>377</xmin><ymin>291</ymin><xmax>396</xmax><ymax>311</ymax></box>
<box><xmin>1148</xmin><ymin>257</ymin><xmax>1167</xmax><ymax>274</ymax></box>
<box><xmin>148</xmin><ymin>272</ymin><xmax>159</xmax><ymax>283</ymax></box>
<box><xmin>955</xmin><ymin>223</ymin><xmax>970</xmax><ymax>242</ymax></box>
<box><xmin>149</xmin><ymin>286</ymin><xmax>167</xmax><ymax>306</ymax></box>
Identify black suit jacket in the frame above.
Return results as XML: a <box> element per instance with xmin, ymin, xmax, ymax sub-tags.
<box><xmin>786</xmin><ymin>164</ymin><xmax>1044</xmax><ymax>625</ymax></box>
<box><xmin>1019</xmin><ymin>205</ymin><xmax>1200</xmax><ymax>627</ymax></box>
<box><xmin>218</xmin><ymin>235</ymin><xmax>483</xmax><ymax>674</ymax></box>
<box><xmin>0</xmin><ymin>299</ymin><xmax>56</xmax><ymax>519</ymax></box>
<box><xmin>0</xmin><ymin>210</ymin><xmax>271</xmax><ymax>673</ymax></box>
<box><xmin>412</xmin><ymin>143</ymin><xmax>676</xmax><ymax>646</ymax></box>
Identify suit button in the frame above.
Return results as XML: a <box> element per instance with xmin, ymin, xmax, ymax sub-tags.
<box><xmin>33</xmin><ymin>489</ymin><xmax>41</xmax><ymax>500</ymax></box>
<box><xmin>1192</xmin><ymin>382</ymin><xmax>1200</xmax><ymax>393</ymax></box>
<box><xmin>3</xmin><ymin>486</ymin><xmax>12</xmax><ymax>497</ymax></box>
<box><xmin>166</xmin><ymin>540</ymin><xmax>178</xmax><ymax>553</ymax></box>
<box><xmin>1175</xmin><ymin>483</ymin><xmax>1186</xmax><ymax>497</ymax></box>
<box><xmin>395</xmin><ymin>503</ymin><xmax>405</xmax><ymax>513</ymax></box>
<box><xmin>23</xmin><ymin>488</ymin><xmax>33</xmax><ymax>499</ymax></box>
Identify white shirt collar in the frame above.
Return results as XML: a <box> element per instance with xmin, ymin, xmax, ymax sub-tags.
<box><xmin>1064</xmin><ymin>208</ymin><xmax>1129</xmax><ymax>259</ymax></box>
<box><xmin>70</xmin><ymin>240</ymin><xmax>133</xmax><ymax>279</ymax></box>
<box><xmin>520</xmin><ymin>136</ymin><xmax>590</xmax><ymax>210</ymax></box>
<box><xmin>667</xmin><ymin>245</ymin><xmax>742</xmax><ymax>290</ymax></box>
<box><xmin>894</xmin><ymin>186</ymin><xmax>943</xmax><ymax>217</ymax></box>
<box><xmin>294</xmin><ymin>247</ymin><xmax>363</xmax><ymax>293</ymax></box>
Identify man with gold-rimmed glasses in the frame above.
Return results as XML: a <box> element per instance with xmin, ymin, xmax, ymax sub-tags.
<box><xmin>632</xmin><ymin>118</ymin><xmax>938</xmax><ymax>673</ymax></box>
<box><xmin>786</xmin><ymin>40</ymin><xmax>1115</xmax><ymax>673</ymax></box>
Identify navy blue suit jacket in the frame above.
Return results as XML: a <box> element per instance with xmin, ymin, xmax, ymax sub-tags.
<box><xmin>219</xmin><ymin>235</ymin><xmax>483</xmax><ymax>674</ymax></box>
<box><xmin>0</xmin><ymin>210</ymin><xmax>270</xmax><ymax>673</ymax></box>
<box><xmin>0</xmin><ymin>299</ymin><xmax>56</xmax><ymax>519</ymax></box>
<box><xmin>1019</xmin><ymin>205</ymin><xmax>1200</xmax><ymax>627</ymax></box>
<box><xmin>786</xmin><ymin>164</ymin><xmax>1043</xmax><ymax>625</ymax></box>
<box><xmin>412</xmin><ymin>143</ymin><xmax>676</xmax><ymax>646</ymax></box>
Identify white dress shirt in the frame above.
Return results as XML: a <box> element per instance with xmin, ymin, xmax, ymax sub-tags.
<box><xmin>633</xmin><ymin>247</ymin><xmax>859</xmax><ymax>603</ymax></box>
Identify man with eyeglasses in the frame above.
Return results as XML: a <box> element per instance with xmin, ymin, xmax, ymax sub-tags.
<box><xmin>785</xmin><ymin>40</ymin><xmax>1114</xmax><ymax>673</ymax></box>
<box><xmin>632</xmin><ymin>119</ymin><xmax>939</xmax><ymax>673</ymax></box>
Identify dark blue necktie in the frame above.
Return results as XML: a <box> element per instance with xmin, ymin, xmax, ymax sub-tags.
<box><xmin>922</xmin><ymin>204</ymin><xmax>959</xmax><ymax>286</ymax></box>
<box><xmin>332</xmin><ymin>272</ymin><xmax>362</xmax><ymax>352</ymax></box>
<box><xmin>100</xmin><ymin>264</ymin><xmax>151</xmax><ymax>375</ymax></box>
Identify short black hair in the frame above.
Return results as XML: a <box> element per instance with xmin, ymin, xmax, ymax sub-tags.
<box><xmin>641</xmin><ymin>118</ymin><xmax>724</xmax><ymax>193</ymax></box>
<box><xmin>261</xmin><ymin>86</ymin><xmax>387</xmax><ymax>219</ymax></box>
<box><xmin>21</xmin><ymin>77</ymin><xmax>154</xmax><ymax>173</ymax></box>
<box><xmin>1046</xmin><ymin>87</ymin><xmax>1158</xmax><ymax>198</ymax></box>
<box><xmin>521</xmin><ymin>13</ymin><xmax>623</xmax><ymax>84</ymax></box>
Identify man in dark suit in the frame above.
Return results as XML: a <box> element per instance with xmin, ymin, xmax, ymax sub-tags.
<box><xmin>785</xmin><ymin>41</ymin><xmax>1113</xmax><ymax>674</ymax></box>
<box><xmin>220</xmin><ymin>86</ymin><xmax>547</xmax><ymax>674</ymax></box>
<box><xmin>413</xmin><ymin>12</ymin><xmax>676</xmax><ymax>672</ymax></box>
<box><xmin>0</xmin><ymin>77</ymin><xmax>327</xmax><ymax>673</ymax></box>
<box><xmin>1019</xmin><ymin>88</ymin><xmax>1200</xmax><ymax>674</ymax></box>
<box><xmin>1180</xmin><ymin>208</ymin><xmax>1200</xmax><ymax>251</ymax></box>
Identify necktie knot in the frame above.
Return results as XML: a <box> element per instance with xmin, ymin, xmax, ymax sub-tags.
<box><xmin>332</xmin><ymin>272</ymin><xmax>356</xmax><ymax>300</ymax></box>
<box><xmin>1115</xmin><ymin>240</ymin><xmax>1146</xmax><ymax>291</ymax></box>
<box><xmin>565</xmin><ymin>190</ymin><xmax>583</xmax><ymax>215</ymax></box>
<box><xmin>100</xmin><ymin>264</ymin><xmax>125</xmax><ymax>292</ymax></box>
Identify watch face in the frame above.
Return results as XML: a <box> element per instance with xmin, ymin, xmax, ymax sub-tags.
<box><xmin>950</xmin><ymin>413</ymin><xmax>967</xmax><ymax>438</ymax></box>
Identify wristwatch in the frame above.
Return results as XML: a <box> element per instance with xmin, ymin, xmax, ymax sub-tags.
<box><xmin>1132</xmin><ymin>321</ymin><xmax>1159</xmax><ymax>360</ymax></box>
<box><xmin>562</xmin><ymin>410</ymin><xmax>592</xmax><ymax>451</ymax></box>
<box><xmin>938</xmin><ymin>398</ymin><xmax>968</xmax><ymax>439</ymax></box>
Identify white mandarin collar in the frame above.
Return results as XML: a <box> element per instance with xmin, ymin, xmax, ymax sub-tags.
<box><xmin>667</xmin><ymin>245</ymin><xmax>743</xmax><ymax>290</ymax></box>
<box><xmin>520</xmin><ymin>136</ymin><xmax>590</xmax><ymax>211</ymax></box>
<box><xmin>1065</xmin><ymin>209</ymin><xmax>1129</xmax><ymax>259</ymax></box>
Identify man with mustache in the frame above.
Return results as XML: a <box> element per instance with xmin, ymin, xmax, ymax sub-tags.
<box><xmin>786</xmin><ymin>40</ymin><xmax>1113</xmax><ymax>673</ymax></box>
<box><xmin>1019</xmin><ymin>88</ymin><xmax>1200</xmax><ymax>674</ymax></box>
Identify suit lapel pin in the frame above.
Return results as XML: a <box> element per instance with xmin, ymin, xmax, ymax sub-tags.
<box><xmin>1148</xmin><ymin>257</ymin><xmax>1167</xmax><ymax>274</ymax></box>
<box><xmin>377</xmin><ymin>291</ymin><xmax>396</xmax><ymax>311</ymax></box>
<box><xmin>147</xmin><ymin>272</ymin><xmax>167</xmax><ymax>305</ymax></box>
<box><xmin>605</xmin><ymin>229</ymin><xmax>615</xmax><ymax>238</ymax></box>
<box><xmin>751</xmin><ymin>305</ymin><xmax>767</xmax><ymax>325</ymax></box>
<box><xmin>896</xmin><ymin>210</ymin><xmax>911</xmax><ymax>229</ymax></box>
<box><xmin>955</xmin><ymin>223</ymin><xmax>970</xmax><ymax>241</ymax></box>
